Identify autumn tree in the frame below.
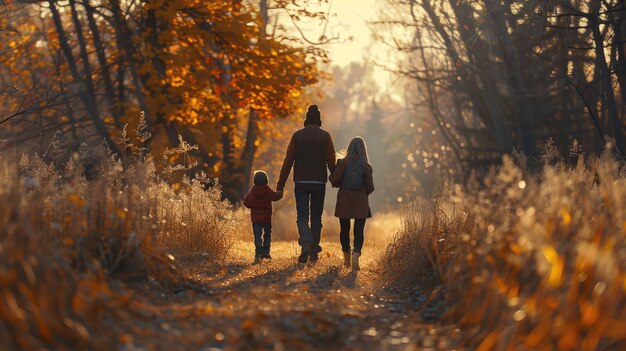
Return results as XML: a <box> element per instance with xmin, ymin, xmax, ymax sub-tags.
<box><xmin>0</xmin><ymin>0</ymin><xmax>327</xmax><ymax>201</ymax></box>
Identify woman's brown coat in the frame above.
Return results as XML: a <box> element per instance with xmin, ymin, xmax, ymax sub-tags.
<box><xmin>329</xmin><ymin>157</ymin><xmax>375</xmax><ymax>219</ymax></box>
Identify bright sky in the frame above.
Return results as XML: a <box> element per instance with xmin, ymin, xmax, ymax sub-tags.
<box><xmin>289</xmin><ymin>0</ymin><xmax>395</xmax><ymax>92</ymax></box>
<box><xmin>323</xmin><ymin>0</ymin><xmax>379</xmax><ymax>65</ymax></box>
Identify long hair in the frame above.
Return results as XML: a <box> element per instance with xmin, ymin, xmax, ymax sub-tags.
<box><xmin>342</xmin><ymin>137</ymin><xmax>369</xmax><ymax>164</ymax></box>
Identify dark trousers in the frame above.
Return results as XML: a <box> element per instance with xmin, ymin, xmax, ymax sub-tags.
<box><xmin>339</xmin><ymin>218</ymin><xmax>366</xmax><ymax>253</ymax></box>
<box><xmin>294</xmin><ymin>183</ymin><xmax>326</xmax><ymax>253</ymax></box>
<box><xmin>252</xmin><ymin>223</ymin><xmax>272</xmax><ymax>255</ymax></box>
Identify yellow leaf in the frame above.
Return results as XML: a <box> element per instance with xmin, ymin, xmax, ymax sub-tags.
<box><xmin>67</xmin><ymin>194</ymin><xmax>84</xmax><ymax>207</ymax></box>
<box><xmin>543</xmin><ymin>245</ymin><xmax>563</xmax><ymax>287</ymax></box>
<box><xmin>561</xmin><ymin>208</ymin><xmax>572</xmax><ymax>226</ymax></box>
<box><xmin>510</xmin><ymin>242</ymin><xmax>522</xmax><ymax>255</ymax></box>
<box><xmin>171</xmin><ymin>76</ymin><xmax>185</xmax><ymax>87</ymax></box>
<box><xmin>290</xmin><ymin>89</ymin><xmax>301</xmax><ymax>97</ymax></box>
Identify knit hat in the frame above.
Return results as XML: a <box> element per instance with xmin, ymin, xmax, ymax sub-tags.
<box><xmin>304</xmin><ymin>105</ymin><xmax>321</xmax><ymax>126</ymax></box>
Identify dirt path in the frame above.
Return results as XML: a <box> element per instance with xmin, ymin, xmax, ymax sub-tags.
<box><xmin>120</xmin><ymin>241</ymin><xmax>464</xmax><ymax>350</ymax></box>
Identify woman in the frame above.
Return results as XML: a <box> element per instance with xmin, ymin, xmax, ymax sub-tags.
<box><xmin>329</xmin><ymin>137</ymin><xmax>375</xmax><ymax>270</ymax></box>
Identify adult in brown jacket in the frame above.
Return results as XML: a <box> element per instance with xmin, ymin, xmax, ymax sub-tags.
<box><xmin>329</xmin><ymin>137</ymin><xmax>375</xmax><ymax>270</ymax></box>
<box><xmin>276</xmin><ymin>105</ymin><xmax>336</xmax><ymax>263</ymax></box>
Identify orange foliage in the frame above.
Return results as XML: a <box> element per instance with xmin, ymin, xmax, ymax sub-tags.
<box><xmin>137</xmin><ymin>0</ymin><xmax>319</xmax><ymax>125</ymax></box>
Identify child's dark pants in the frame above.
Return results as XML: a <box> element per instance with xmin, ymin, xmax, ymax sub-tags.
<box><xmin>339</xmin><ymin>218</ymin><xmax>366</xmax><ymax>253</ymax></box>
<box><xmin>252</xmin><ymin>223</ymin><xmax>272</xmax><ymax>255</ymax></box>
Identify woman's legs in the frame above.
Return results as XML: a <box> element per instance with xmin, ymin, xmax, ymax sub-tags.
<box><xmin>339</xmin><ymin>218</ymin><xmax>351</xmax><ymax>252</ymax></box>
<box><xmin>353</xmin><ymin>218</ymin><xmax>366</xmax><ymax>253</ymax></box>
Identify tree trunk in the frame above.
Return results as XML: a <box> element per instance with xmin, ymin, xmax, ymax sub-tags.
<box><xmin>220</xmin><ymin>116</ymin><xmax>242</xmax><ymax>202</ymax></box>
<box><xmin>69</xmin><ymin>0</ymin><xmax>99</xmax><ymax>116</ymax></box>
<box><xmin>446</xmin><ymin>0</ymin><xmax>513</xmax><ymax>154</ymax></box>
<box><xmin>590</xmin><ymin>0</ymin><xmax>626</xmax><ymax>154</ymax></box>
<box><xmin>420</xmin><ymin>0</ymin><xmax>512</xmax><ymax>153</ymax></box>
<box><xmin>239</xmin><ymin>108</ymin><xmax>260</xmax><ymax>196</ymax></box>
<box><xmin>109</xmin><ymin>0</ymin><xmax>153</xmax><ymax>132</ymax></box>
<box><xmin>116</xmin><ymin>57</ymin><xmax>126</xmax><ymax>119</ymax></box>
<box><xmin>49</xmin><ymin>0</ymin><xmax>121</xmax><ymax>155</ymax></box>
<box><xmin>484</xmin><ymin>0</ymin><xmax>535</xmax><ymax>156</ymax></box>
<box><xmin>609</xmin><ymin>2</ymin><xmax>626</xmax><ymax>110</ymax></box>
<box><xmin>84</xmin><ymin>0</ymin><xmax>122</xmax><ymax>129</ymax></box>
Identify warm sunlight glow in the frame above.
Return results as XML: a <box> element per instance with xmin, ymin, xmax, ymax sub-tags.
<box><xmin>2</xmin><ymin>0</ymin><xmax>626</xmax><ymax>349</ymax></box>
<box><xmin>284</xmin><ymin>0</ymin><xmax>397</xmax><ymax>92</ymax></box>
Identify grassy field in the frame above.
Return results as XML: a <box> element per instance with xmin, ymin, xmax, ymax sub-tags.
<box><xmin>1</xmin><ymin>142</ymin><xmax>625</xmax><ymax>350</ymax></box>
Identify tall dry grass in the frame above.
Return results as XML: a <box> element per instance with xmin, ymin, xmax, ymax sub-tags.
<box><xmin>382</xmin><ymin>146</ymin><xmax>626</xmax><ymax>350</ymax></box>
<box><xmin>0</xmin><ymin>131</ymin><xmax>236</xmax><ymax>348</ymax></box>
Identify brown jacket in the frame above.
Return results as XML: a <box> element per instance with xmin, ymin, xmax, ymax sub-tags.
<box><xmin>243</xmin><ymin>185</ymin><xmax>283</xmax><ymax>224</ymax></box>
<box><xmin>329</xmin><ymin>157</ymin><xmax>375</xmax><ymax>219</ymax></box>
<box><xmin>276</xmin><ymin>125</ymin><xmax>336</xmax><ymax>190</ymax></box>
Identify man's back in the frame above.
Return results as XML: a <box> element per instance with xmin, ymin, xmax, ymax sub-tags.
<box><xmin>293</xmin><ymin>126</ymin><xmax>332</xmax><ymax>183</ymax></box>
<box><xmin>276</xmin><ymin>125</ymin><xmax>336</xmax><ymax>190</ymax></box>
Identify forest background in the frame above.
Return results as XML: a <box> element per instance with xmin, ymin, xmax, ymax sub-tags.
<box><xmin>2</xmin><ymin>0</ymin><xmax>626</xmax><ymax>232</ymax></box>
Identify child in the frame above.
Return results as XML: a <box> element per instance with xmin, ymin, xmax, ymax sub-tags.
<box><xmin>243</xmin><ymin>170</ymin><xmax>283</xmax><ymax>262</ymax></box>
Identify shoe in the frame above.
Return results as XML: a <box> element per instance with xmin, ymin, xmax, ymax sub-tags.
<box><xmin>253</xmin><ymin>254</ymin><xmax>261</xmax><ymax>264</ymax></box>
<box><xmin>263</xmin><ymin>254</ymin><xmax>272</xmax><ymax>260</ymax></box>
<box><xmin>309</xmin><ymin>252</ymin><xmax>319</xmax><ymax>263</ymax></box>
<box><xmin>298</xmin><ymin>250</ymin><xmax>309</xmax><ymax>264</ymax></box>
<box><xmin>343</xmin><ymin>251</ymin><xmax>351</xmax><ymax>268</ymax></box>
<box><xmin>351</xmin><ymin>252</ymin><xmax>361</xmax><ymax>271</ymax></box>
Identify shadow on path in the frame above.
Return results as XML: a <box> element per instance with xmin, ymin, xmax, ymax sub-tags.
<box><xmin>206</xmin><ymin>261</ymin><xmax>303</xmax><ymax>293</ymax></box>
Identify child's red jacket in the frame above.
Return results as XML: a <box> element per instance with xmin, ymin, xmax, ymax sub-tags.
<box><xmin>243</xmin><ymin>185</ymin><xmax>283</xmax><ymax>224</ymax></box>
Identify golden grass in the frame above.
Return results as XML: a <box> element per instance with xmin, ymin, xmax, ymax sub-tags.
<box><xmin>0</xmin><ymin>140</ymin><xmax>236</xmax><ymax>348</ymax></box>
<box><xmin>382</xmin><ymin>148</ymin><xmax>626</xmax><ymax>349</ymax></box>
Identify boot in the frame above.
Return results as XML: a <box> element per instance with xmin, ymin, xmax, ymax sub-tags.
<box><xmin>343</xmin><ymin>251</ymin><xmax>351</xmax><ymax>268</ymax></box>
<box><xmin>298</xmin><ymin>249</ymin><xmax>309</xmax><ymax>264</ymax></box>
<box><xmin>351</xmin><ymin>252</ymin><xmax>361</xmax><ymax>271</ymax></box>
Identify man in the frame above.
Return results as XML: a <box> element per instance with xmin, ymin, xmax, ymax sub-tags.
<box><xmin>276</xmin><ymin>104</ymin><xmax>336</xmax><ymax>263</ymax></box>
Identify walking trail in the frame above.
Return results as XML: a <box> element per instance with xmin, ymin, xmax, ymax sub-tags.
<box><xmin>119</xmin><ymin>241</ymin><xmax>465</xmax><ymax>350</ymax></box>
